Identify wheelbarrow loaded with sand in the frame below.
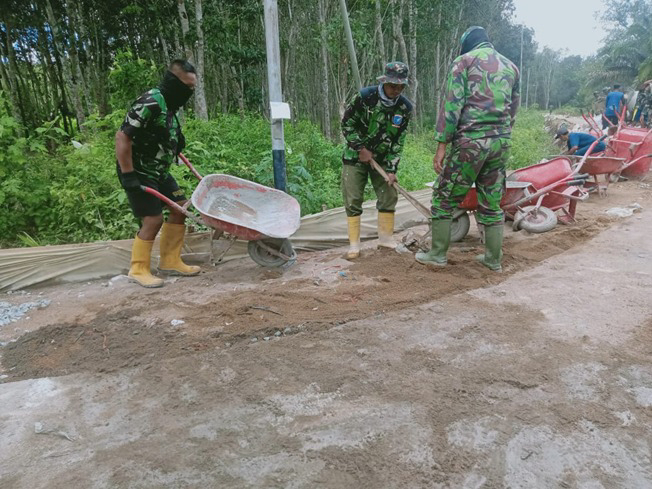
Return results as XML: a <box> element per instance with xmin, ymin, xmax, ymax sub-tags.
<box><xmin>142</xmin><ymin>154</ymin><xmax>300</xmax><ymax>268</ymax></box>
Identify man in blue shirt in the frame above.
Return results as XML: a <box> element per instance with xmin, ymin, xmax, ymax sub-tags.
<box><xmin>603</xmin><ymin>84</ymin><xmax>625</xmax><ymax>130</ymax></box>
<box><xmin>555</xmin><ymin>127</ymin><xmax>605</xmax><ymax>156</ymax></box>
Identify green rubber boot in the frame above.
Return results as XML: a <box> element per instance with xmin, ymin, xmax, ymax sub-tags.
<box><xmin>476</xmin><ymin>224</ymin><xmax>503</xmax><ymax>272</ymax></box>
<box><xmin>415</xmin><ymin>219</ymin><xmax>451</xmax><ymax>267</ymax></box>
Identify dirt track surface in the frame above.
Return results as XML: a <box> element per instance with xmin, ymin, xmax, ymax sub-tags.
<box><xmin>1</xmin><ymin>181</ymin><xmax>651</xmax><ymax>488</ymax></box>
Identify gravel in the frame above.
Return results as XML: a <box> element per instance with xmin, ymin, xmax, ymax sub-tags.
<box><xmin>0</xmin><ymin>299</ymin><xmax>51</xmax><ymax>327</ymax></box>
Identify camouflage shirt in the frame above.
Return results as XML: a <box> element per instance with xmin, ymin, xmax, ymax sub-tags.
<box><xmin>119</xmin><ymin>88</ymin><xmax>183</xmax><ymax>180</ymax></box>
<box><xmin>435</xmin><ymin>43</ymin><xmax>520</xmax><ymax>144</ymax></box>
<box><xmin>341</xmin><ymin>86</ymin><xmax>413</xmax><ymax>173</ymax></box>
<box><xmin>638</xmin><ymin>90</ymin><xmax>652</xmax><ymax>113</ymax></box>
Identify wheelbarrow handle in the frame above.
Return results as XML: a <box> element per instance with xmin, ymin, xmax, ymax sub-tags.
<box><xmin>140</xmin><ymin>185</ymin><xmax>204</xmax><ymax>226</ymax></box>
<box><xmin>621</xmin><ymin>153</ymin><xmax>652</xmax><ymax>171</ymax></box>
<box><xmin>179</xmin><ymin>153</ymin><xmax>203</xmax><ymax>181</ymax></box>
<box><xmin>602</xmin><ymin>113</ymin><xmax>616</xmax><ymax>128</ymax></box>
<box><xmin>566</xmin><ymin>179</ymin><xmax>587</xmax><ymax>186</ymax></box>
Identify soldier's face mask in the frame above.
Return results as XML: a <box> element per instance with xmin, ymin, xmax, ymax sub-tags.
<box><xmin>159</xmin><ymin>70</ymin><xmax>195</xmax><ymax>111</ymax></box>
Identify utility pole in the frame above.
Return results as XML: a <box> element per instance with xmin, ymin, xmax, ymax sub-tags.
<box><xmin>339</xmin><ymin>0</ymin><xmax>362</xmax><ymax>90</ymax></box>
<box><xmin>519</xmin><ymin>25</ymin><xmax>524</xmax><ymax>75</ymax></box>
<box><xmin>525</xmin><ymin>68</ymin><xmax>530</xmax><ymax>109</ymax></box>
<box><xmin>263</xmin><ymin>0</ymin><xmax>288</xmax><ymax>191</ymax></box>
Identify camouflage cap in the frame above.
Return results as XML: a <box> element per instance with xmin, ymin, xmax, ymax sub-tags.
<box><xmin>377</xmin><ymin>61</ymin><xmax>409</xmax><ymax>85</ymax></box>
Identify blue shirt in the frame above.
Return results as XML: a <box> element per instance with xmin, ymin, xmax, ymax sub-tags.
<box><xmin>605</xmin><ymin>91</ymin><xmax>624</xmax><ymax>117</ymax></box>
<box><xmin>568</xmin><ymin>132</ymin><xmax>605</xmax><ymax>156</ymax></box>
<box><xmin>568</xmin><ymin>132</ymin><xmax>596</xmax><ymax>150</ymax></box>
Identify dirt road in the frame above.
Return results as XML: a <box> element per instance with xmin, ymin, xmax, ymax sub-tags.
<box><xmin>1</xmin><ymin>181</ymin><xmax>651</xmax><ymax>488</ymax></box>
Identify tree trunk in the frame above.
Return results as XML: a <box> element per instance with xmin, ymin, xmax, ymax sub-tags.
<box><xmin>194</xmin><ymin>0</ymin><xmax>208</xmax><ymax>119</ymax></box>
<box><xmin>158</xmin><ymin>20</ymin><xmax>171</xmax><ymax>66</ymax></box>
<box><xmin>337</xmin><ymin>41</ymin><xmax>349</xmax><ymax>123</ymax></box>
<box><xmin>318</xmin><ymin>0</ymin><xmax>331</xmax><ymax>138</ymax></box>
<box><xmin>93</xmin><ymin>23</ymin><xmax>110</xmax><ymax>116</ymax></box>
<box><xmin>375</xmin><ymin>0</ymin><xmax>386</xmax><ymax>67</ymax></box>
<box><xmin>229</xmin><ymin>66</ymin><xmax>245</xmax><ymax>116</ymax></box>
<box><xmin>434</xmin><ymin>6</ymin><xmax>442</xmax><ymax>117</ymax></box>
<box><xmin>220</xmin><ymin>63</ymin><xmax>229</xmax><ymax>113</ymax></box>
<box><xmin>283</xmin><ymin>0</ymin><xmax>298</xmax><ymax>118</ymax></box>
<box><xmin>408</xmin><ymin>0</ymin><xmax>418</xmax><ymax>123</ymax></box>
<box><xmin>525</xmin><ymin>68</ymin><xmax>530</xmax><ymax>108</ymax></box>
<box><xmin>173</xmin><ymin>27</ymin><xmax>183</xmax><ymax>58</ymax></box>
<box><xmin>391</xmin><ymin>0</ymin><xmax>408</xmax><ymax>63</ymax></box>
<box><xmin>0</xmin><ymin>61</ymin><xmax>12</xmax><ymax>116</ymax></box>
<box><xmin>66</xmin><ymin>0</ymin><xmax>91</xmax><ymax>117</ymax></box>
<box><xmin>45</xmin><ymin>0</ymin><xmax>85</xmax><ymax>128</ymax></box>
<box><xmin>2</xmin><ymin>18</ymin><xmax>25</xmax><ymax>129</ymax></box>
<box><xmin>37</xmin><ymin>25</ymin><xmax>56</xmax><ymax>117</ymax></box>
<box><xmin>177</xmin><ymin>0</ymin><xmax>194</xmax><ymax>61</ymax></box>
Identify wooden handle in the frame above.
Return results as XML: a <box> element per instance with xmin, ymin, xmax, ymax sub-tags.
<box><xmin>369</xmin><ymin>159</ymin><xmax>432</xmax><ymax>219</ymax></box>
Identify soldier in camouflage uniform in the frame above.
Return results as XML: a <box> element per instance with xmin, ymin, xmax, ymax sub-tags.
<box><xmin>416</xmin><ymin>26</ymin><xmax>520</xmax><ymax>272</ymax></box>
<box><xmin>341</xmin><ymin>61</ymin><xmax>413</xmax><ymax>259</ymax></box>
<box><xmin>634</xmin><ymin>81</ymin><xmax>652</xmax><ymax>128</ymax></box>
<box><xmin>115</xmin><ymin>59</ymin><xmax>200</xmax><ymax>288</ymax></box>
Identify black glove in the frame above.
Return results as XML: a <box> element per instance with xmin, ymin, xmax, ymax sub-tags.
<box><xmin>120</xmin><ymin>171</ymin><xmax>141</xmax><ymax>191</ymax></box>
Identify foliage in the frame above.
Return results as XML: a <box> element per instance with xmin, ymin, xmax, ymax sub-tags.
<box><xmin>108</xmin><ymin>50</ymin><xmax>161</xmax><ymax>111</ymax></box>
<box><xmin>508</xmin><ymin>109</ymin><xmax>559</xmax><ymax>169</ymax></box>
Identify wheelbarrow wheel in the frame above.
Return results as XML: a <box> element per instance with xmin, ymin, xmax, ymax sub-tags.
<box><xmin>515</xmin><ymin>206</ymin><xmax>558</xmax><ymax>233</ymax></box>
<box><xmin>450</xmin><ymin>212</ymin><xmax>471</xmax><ymax>242</ymax></box>
<box><xmin>248</xmin><ymin>238</ymin><xmax>296</xmax><ymax>268</ymax></box>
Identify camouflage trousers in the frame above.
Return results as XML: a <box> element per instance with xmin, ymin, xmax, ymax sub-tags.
<box><xmin>431</xmin><ymin>137</ymin><xmax>511</xmax><ymax>226</ymax></box>
<box><xmin>341</xmin><ymin>163</ymin><xmax>398</xmax><ymax>217</ymax></box>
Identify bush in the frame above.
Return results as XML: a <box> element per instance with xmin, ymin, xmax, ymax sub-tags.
<box><xmin>1</xmin><ymin>107</ymin><xmax>561</xmax><ymax>248</ymax></box>
<box><xmin>509</xmin><ymin>109</ymin><xmax>559</xmax><ymax>169</ymax></box>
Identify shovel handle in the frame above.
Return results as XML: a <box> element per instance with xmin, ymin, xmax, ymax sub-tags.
<box><xmin>369</xmin><ymin>159</ymin><xmax>432</xmax><ymax>219</ymax></box>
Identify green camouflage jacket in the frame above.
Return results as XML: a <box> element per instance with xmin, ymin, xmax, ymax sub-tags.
<box><xmin>638</xmin><ymin>90</ymin><xmax>652</xmax><ymax>113</ymax></box>
<box><xmin>435</xmin><ymin>43</ymin><xmax>520</xmax><ymax>144</ymax></box>
<box><xmin>119</xmin><ymin>88</ymin><xmax>183</xmax><ymax>180</ymax></box>
<box><xmin>341</xmin><ymin>86</ymin><xmax>413</xmax><ymax>173</ymax></box>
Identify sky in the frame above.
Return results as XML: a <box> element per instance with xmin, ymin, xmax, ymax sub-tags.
<box><xmin>512</xmin><ymin>0</ymin><xmax>610</xmax><ymax>57</ymax></box>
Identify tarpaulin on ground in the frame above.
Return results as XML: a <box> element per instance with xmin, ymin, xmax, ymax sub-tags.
<box><xmin>0</xmin><ymin>189</ymin><xmax>432</xmax><ymax>290</ymax></box>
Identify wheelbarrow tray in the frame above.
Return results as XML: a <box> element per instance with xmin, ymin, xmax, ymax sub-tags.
<box><xmin>191</xmin><ymin>174</ymin><xmax>301</xmax><ymax>241</ymax></box>
<box><xmin>506</xmin><ymin>157</ymin><xmax>578</xmax><ymax>212</ymax></box>
<box><xmin>459</xmin><ymin>181</ymin><xmax>533</xmax><ymax>211</ymax></box>
<box><xmin>607</xmin><ymin>127</ymin><xmax>652</xmax><ymax>179</ymax></box>
<box><xmin>579</xmin><ymin>156</ymin><xmax>625</xmax><ymax>175</ymax></box>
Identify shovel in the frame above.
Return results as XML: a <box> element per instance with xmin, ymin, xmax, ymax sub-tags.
<box><xmin>369</xmin><ymin>158</ymin><xmax>432</xmax><ymax>219</ymax></box>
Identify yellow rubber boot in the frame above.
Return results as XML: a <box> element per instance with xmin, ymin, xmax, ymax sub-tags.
<box><xmin>377</xmin><ymin>211</ymin><xmax>396</xmax><ymax>249</ymax></box>
<box><xmin>128</xmin><ymin>236</ymin><xmax>164</xmax><ymax>288</ymax></box>
<box><xmin>158</xmin><ymin>223</ymin><xmax>201</xmax><ymax>276</ymax></box>
<box><xmin>346</xmin><ymin>216</ymin><xmax>361</xmax><ymax>259</ymax></box>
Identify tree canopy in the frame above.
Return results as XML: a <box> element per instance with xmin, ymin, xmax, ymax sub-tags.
<box><xmin>0</xmin><ymin>0</ymin><xmax>650</xmax><ymax>136</ymax></box>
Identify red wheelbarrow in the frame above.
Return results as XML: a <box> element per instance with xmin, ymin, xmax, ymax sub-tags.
<box><xmin>142</xmin><ymin>154</ymin><xmax>301</xmax><ymax>268</ymax></box>
<box><xmin>451</xmin><ymin>155</ymin><xmax>589</xmax><ymax>241</ymax></box>
<box><xmin>575</xmin><ymin>156</ymin><xmax>625</xmax><ymax>197</ymax></box>
<box><xmin>605</xmin><ymin>126</ymin><xmax>652</xmax><ymax>180</ymax></box>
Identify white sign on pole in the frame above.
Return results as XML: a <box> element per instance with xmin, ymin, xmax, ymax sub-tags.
<box><xmin>270</xmin><ymin>101</ymin><xmax>291</xmax><ymax>120</ymax></box>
